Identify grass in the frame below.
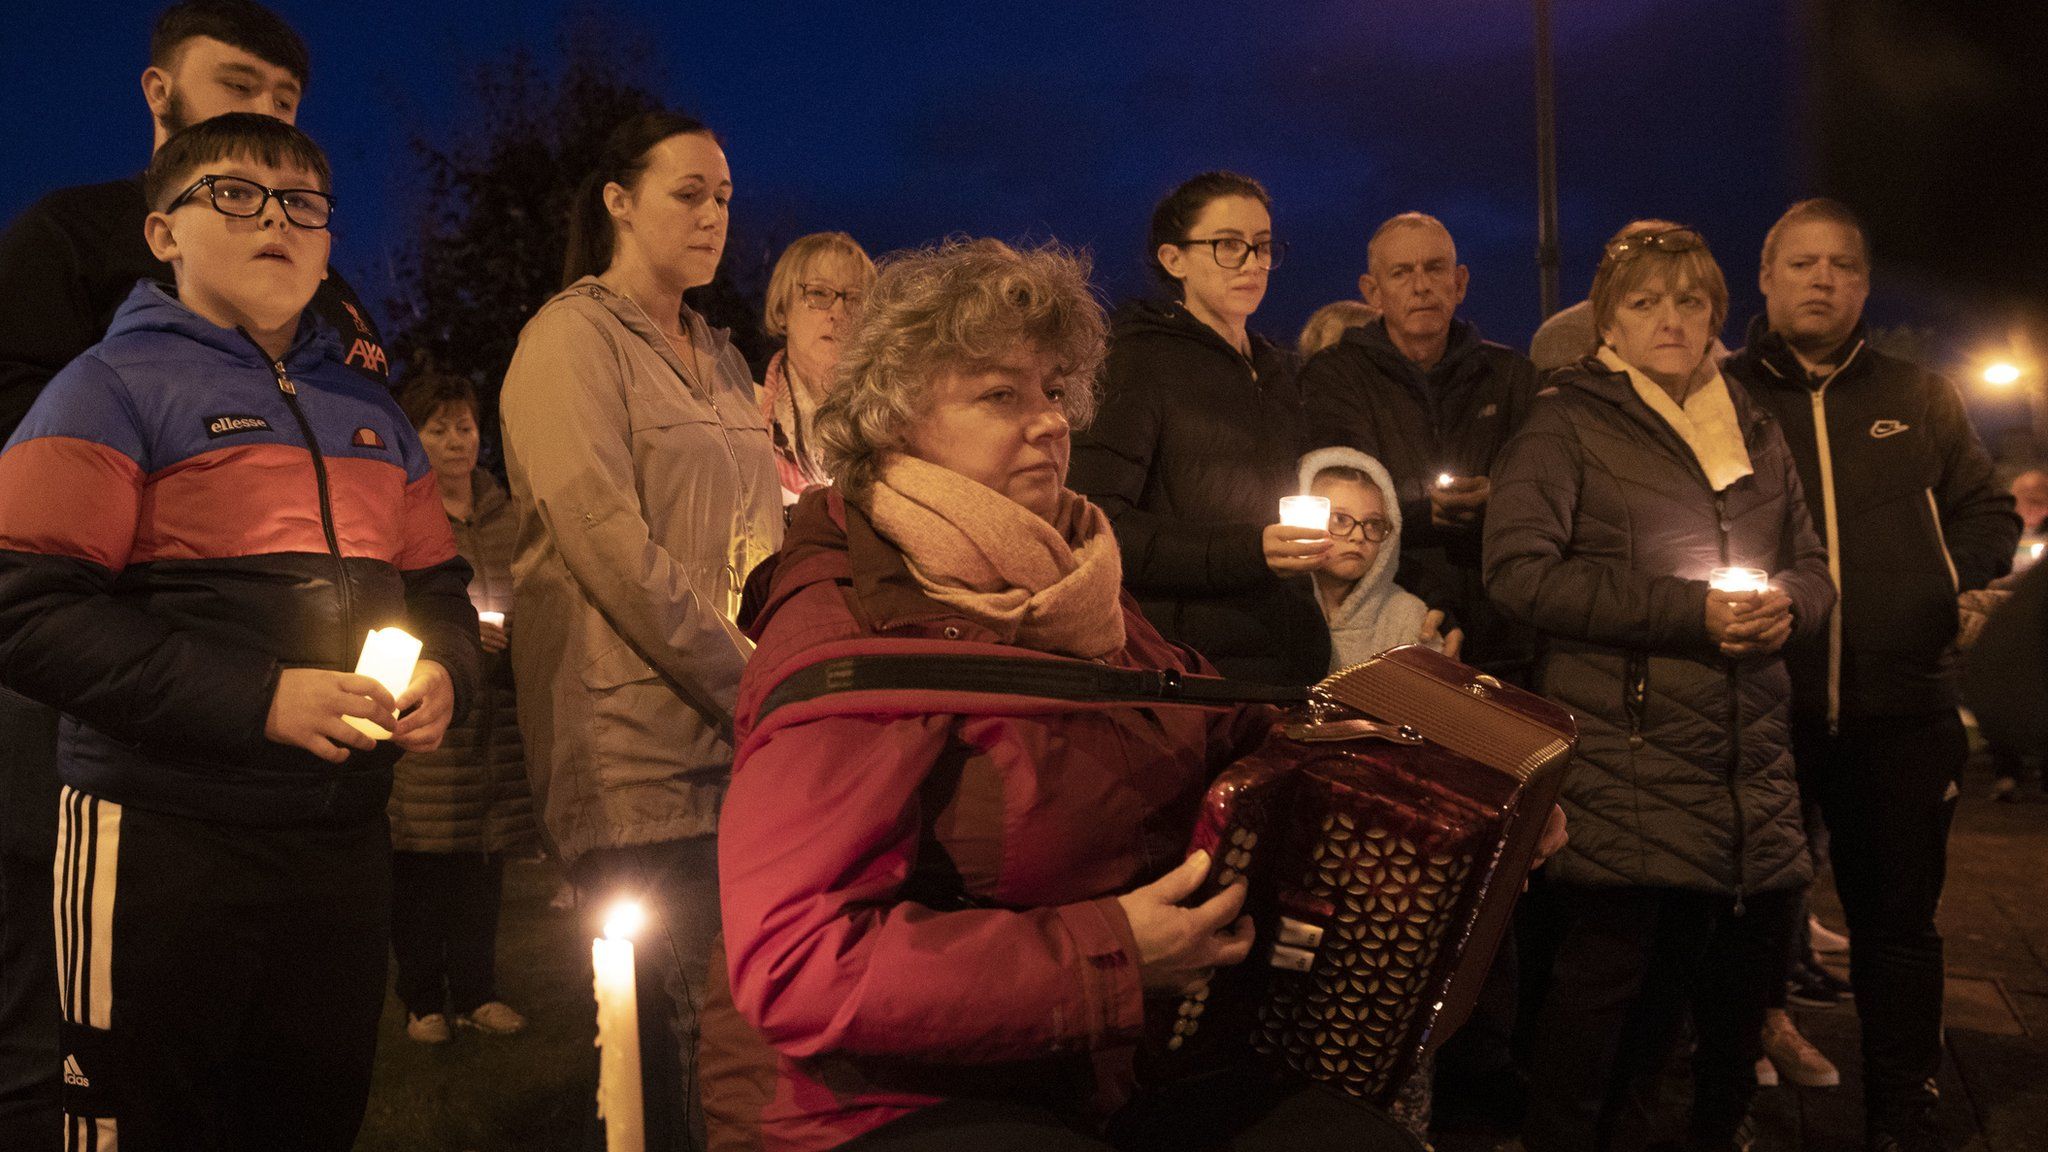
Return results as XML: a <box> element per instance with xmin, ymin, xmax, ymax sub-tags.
<box><xmin>354</xmin><ymin>858</ymin><xmax>596</xmax><ymax>1151</ymax></box>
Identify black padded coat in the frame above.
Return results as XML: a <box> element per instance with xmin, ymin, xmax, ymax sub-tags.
<box><xmin>1069</xmin><ymin>301</ymin><xmax>1328</xmax><ymax>686</ymax></box>
<box><xmin>1483</xmin><ymin>359</ymin><xmax>1835</xmax><ymax>896</ymax></box>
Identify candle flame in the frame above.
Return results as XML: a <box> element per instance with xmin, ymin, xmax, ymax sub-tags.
<box><xmin>1437</xmin><ymin>473</ymin><xmax>1454</xmax><ymax>489</ymax></box>
<box><xmin>2033</xmin><ymin>542</ymin><xmax>2044</xmax><ymax>560</ymax></box>
<box><xmin>604</xmin><ymin>900</ymin><xmax>646</xmax><ymax>941</ymax></box>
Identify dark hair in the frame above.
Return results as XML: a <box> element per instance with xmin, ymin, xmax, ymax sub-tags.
<box><xmin>143</xmin><ymin>112</ymin><xmax>331</xmax><ymax>211</ymax></box>
<box><xmin>398</xmin><ymin>371</ymin><xmax>479</xmax><ymax>431</ymax></box>
<box><xmin>561</xmin><ymin>110</ymin><xmax>716</xmax><ymax>288</ymax></box>
<box><xmin>151</xmin><ymin>0</ymin><xmax>310</xmax><ymax>87</ymax></box>
<box><xmin>1146</xmin><ymin>171</ymin><xmax>1272</xmax><ymax>291</ymax></box>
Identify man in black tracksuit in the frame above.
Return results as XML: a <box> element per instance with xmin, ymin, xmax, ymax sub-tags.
<box><xmin>0</xmin><ymin>5</ymin><xmax>387</xmax><ymax>1145</ymax></box>
<box><xmin>1299</xmin><ymin>212</ymin><xmax>1540</xmax><ymax>683</ymax></box>
<box><xmin>1725</xmin><ymin>198</ymin><xmax>2018</xmax><ymax>1152</ymax></box>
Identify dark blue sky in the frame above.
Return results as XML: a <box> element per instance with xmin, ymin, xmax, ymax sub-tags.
<box><xmin>8</xmin><ymin>0</ymin><xmax>2030</xmax><ymax>440</ymax></box>
<box><xmin>5</xmin><ymin>0</ymin><xmax>1807</xmax><ymax>338</ymax></box>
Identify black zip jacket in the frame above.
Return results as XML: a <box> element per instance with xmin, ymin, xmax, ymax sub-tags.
<box><xmin>1068</xmin><ymin>300</ymin><xmax>1328</xmax><ymax>685</ymax></box>
<box><xmin>0</xmin><ymin>175</ymin><xmax>390</xmax><ymax>442</ymax></box>
<box><xmin>1299</xmin><ymin>317</ymin><xmax>1540</xmax><ymax>674</ymax></box>
<box><xmin>1725</xmin><ymin>317</ymin><xmax>2019</xmax><ymax>719</ymax></box>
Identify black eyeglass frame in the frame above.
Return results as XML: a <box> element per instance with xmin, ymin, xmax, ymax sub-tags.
<box><xmin>166</xmin><ymin>174</ymin><xmax>336</xmax><ymax>230</ymax></box>
<box><xmin>1329</xmin><ymin>511</ymin><xmax>1394</xmax><ymax>543</ymax></box>
<box><xmin>794</xmin><ymin>282</ymin><xmax>865</xmax><ymax>312</ymax></box>
<box><xmin>1173</xmin><ymin>236</ymin><xmax>1289</xmax><ymax>271</ymax></box>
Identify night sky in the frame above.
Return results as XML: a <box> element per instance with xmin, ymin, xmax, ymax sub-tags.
<box><xmin>3</xmin><ymin>0</ymin><xmax>2027</xmax><ymax>435</ymax></box>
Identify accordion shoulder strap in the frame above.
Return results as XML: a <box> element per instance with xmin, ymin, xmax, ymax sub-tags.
<box><xmin>755</xmin><ymin>652</ymin><xmax>1307</xmax><ymax>729</ymax></box>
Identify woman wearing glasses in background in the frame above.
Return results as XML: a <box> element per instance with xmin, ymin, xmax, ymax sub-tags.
<box><xmin>1484</xmin><ymin>223</ymin><xmax>1835</xmax><ymax>1152</ymax></box>
<box><xmin>1071</xmin><ymin>172</ymin><xmax>1332</xmax><ymax>686</ymax></box>
<box><xmin>758</xmin><ymin>232</ymin><xmax>876</xmax><ymax>507</ymax></box>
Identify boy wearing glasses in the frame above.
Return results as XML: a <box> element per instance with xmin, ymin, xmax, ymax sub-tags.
<box><xmin>0</xmin><ymin>114</ymin><xmax>479</xmax><ymax>1149</ymax></box>
<box><xmin>1296</xmin><ymin>447</ymin><xmax>1448</xmax><ymax>669</ymax></box>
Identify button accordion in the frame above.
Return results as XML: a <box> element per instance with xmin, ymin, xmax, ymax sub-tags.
<box><xmin>1147</xmin><ymin>645</ymin><xmax>1577</xmax><ymax>1107</ymax></box>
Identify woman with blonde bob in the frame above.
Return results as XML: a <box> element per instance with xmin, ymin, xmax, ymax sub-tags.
<box><xmin>759</xmin><ymin>231</ymin><xmax>876</xmax><ymax>505</ymax></box>
<box><xmin>700</xmin><ymin>238</ymin><xmax>1419</xmax><ymax>1151</ymax></box>
<box><xmin>1484</xmin><ymin>224</ymin><xmax>1835</xmax><ymax>1152</ymax></box>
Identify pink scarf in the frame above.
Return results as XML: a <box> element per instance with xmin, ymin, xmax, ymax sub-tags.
<box><xmin>863</xmin><ymin>454</ymin><xmax>1126</xmax><ymax>659</ymax></box>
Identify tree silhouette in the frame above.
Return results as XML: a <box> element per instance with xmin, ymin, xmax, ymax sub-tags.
<box><xmin>387</xmin><ymin>26</ymin><xmax>767</xmax><ymax>456</ymax></box>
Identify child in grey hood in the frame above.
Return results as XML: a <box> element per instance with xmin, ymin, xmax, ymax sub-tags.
<box><xmin>1297</xmin><ymin>446</ymin><xmax>1447</xmax><ymax>669</ymax></box>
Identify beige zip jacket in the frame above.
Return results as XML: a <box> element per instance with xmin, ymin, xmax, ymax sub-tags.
<box><xmin>501</xmin><ymin>278</ymin><xmax>782</xmax><ymax>861</ymax></box>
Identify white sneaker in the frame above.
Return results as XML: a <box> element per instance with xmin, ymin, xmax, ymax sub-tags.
<box><xmin>456</xmin><ymin>1000</ymin><xmax>526</xmax><ymax>1035</ymax></box>
<box><xmin>1761</xmin><ymin>1008</ymin><xmax>1840</xmax><ymax>1087</ymax></box>
<box><xmin>1809</xmin><ymin>914</ymin><xmax>1850</xmax><ymax>955</ymax></box>
<box><xmin>406</xmin><ymin>1012</ymin><xmax>451</xmax><ymax>1044</ymax></box>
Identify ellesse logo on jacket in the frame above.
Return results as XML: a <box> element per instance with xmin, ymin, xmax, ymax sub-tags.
<box><xmin>204</xmin><ymin>413</ymin><xmax>272</xmax><ymax>438</ymax></box>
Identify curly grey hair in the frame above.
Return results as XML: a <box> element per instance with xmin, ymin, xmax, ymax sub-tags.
<box><xmin>813</xmin><ymin>237</ymin><xmax>1107</xmax><ymax>502</ymax></box>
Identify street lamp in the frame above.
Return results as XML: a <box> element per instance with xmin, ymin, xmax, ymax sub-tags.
<box><xmin>1983</xmin><ymin>361</ymin><xmax>2022</xmax><ymax>387</ymax></box>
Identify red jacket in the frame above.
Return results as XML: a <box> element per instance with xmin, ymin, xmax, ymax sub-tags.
<box><xmin>703</xmin><ymin>489</ymin><xmax>1265</xmax><ymax>1151</ymax></box>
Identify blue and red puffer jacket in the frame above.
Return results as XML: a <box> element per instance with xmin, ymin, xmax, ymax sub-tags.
<box><xmin>0</xmin><ymin>282</ymin><xmax>478</xmax><ymax>827</ymax></box>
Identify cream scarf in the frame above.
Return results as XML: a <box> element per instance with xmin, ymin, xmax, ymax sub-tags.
<box><xmin>1598</xmin><ymin>346</ymin><xmax>1754</xmax><ymax>492</ymax></box>
<box><xmin>863</xmin><ymin>454</ymin><xmax>1127</xmax><ymax>658</ymax></box>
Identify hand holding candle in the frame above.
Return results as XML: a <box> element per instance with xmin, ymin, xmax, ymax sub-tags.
<box><xmin>344</xmin><ymin>627</ymin><xmax>422</xmax><ymax>740</ymax></box>
<box><xmin>477</xmin><ymin>610</ymin><xmax>509</xmax><ymax>654</ymax></box>
<box><xmin>1429</xmin><ymin>472</ymin><xmax>1491</xmax><ymax>527</ymax></box>
<box><xmin>594</xmin><ymin>900</ymin><xmax>647</xmax><ymax>1152</ymax></box>
<box><xmin>1265</xmin><ymin>496</ymin><xmax>1333</xmax><ymax>576</ymax></box>
<box><xmin>1704</xmin><ymin>567</ymin><xmax>1793</xmax><ymax>658</ymax></box>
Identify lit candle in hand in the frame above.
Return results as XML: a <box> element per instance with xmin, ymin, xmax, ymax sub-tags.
<box><xmin>1708</xmin><ymin>567</ymin><xmax>1770</xmax><ymax>594</ymax></box>
<box><xmin>344</xmin><ymin>627</ymin><xmax>421</xmax><ymax>740</ymax></box>
<box><xmin>478</xmin><ymin>611</ymin><xmax>505</xmax><ymax>628</ymax></box>
<box><xmin>1437</xmin><ymin>472</ymin><xmax>1456</xmax><ymax>490</ymax></box>
<box><xmin>594</xmin><ymin>900</ymin><xmax>646</xmax><ymax>1152</ymax></box>
<box><xmin>1278</xmin><ymin>495</ymin><xmax>1331</xmax><ymax>532</ymax></box>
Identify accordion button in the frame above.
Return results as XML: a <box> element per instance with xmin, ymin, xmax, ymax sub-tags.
<box><xmin>1270</xmin><ymin>944</ymin><xmax>1317</xmax><ymax>973</ymax></box>
<box><xmin>1277</xmin><ymin>917</ymin><xmax>1325</xmax><ymax>950</ymax></box>
<box><xmin>943</xmin><ymin>626</ymin><xmax>961</xmax><ymax>640</ymax></box>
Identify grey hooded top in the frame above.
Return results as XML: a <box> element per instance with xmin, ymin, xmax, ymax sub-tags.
<box><xmin>1297</xmin><ymin>446</ymin><xmax>1434</xmax><ymax>671</ymax></box>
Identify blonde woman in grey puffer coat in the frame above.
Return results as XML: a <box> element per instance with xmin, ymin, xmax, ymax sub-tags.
<box><xmin>388</xmin><ymin>374</ymin><xmax>538</xmax><ymax>1045</ymax></box>
<box><xmin>1484</xmin><ymin>224</ymin><xmax>1834</xmax><ymax>1152</ymax></box>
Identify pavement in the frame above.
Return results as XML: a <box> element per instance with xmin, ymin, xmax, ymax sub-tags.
<box><xmin>1435</xmin><ymin>747</ymin><xmax>2048</xmax><ymax>1152</ymax></box>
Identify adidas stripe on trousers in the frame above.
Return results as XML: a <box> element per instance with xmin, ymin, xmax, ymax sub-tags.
<box><xmin>54</xmin><ymin>787</ymin><xmax>390</xmax><ymax>1152</ymax></box>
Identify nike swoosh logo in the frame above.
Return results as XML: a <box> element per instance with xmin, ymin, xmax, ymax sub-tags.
<box><xmin>1871</xmin><ymin>419</ymin><xmax>1909</xmax><ymax>439</ymax></box>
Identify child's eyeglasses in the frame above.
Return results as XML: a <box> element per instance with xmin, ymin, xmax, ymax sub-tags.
<box><xmin>1330</xmin><ymin>512</ymin><xmax>1393</xmax><ymax>543</ymax></box>
<box><xmin>166</xmin><ymin>174</ymin><xmax>335</xmax><ymax>230</ymax></box>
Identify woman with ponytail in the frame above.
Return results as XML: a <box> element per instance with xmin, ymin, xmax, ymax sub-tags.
<box><xmin>500</xmin><ymin>110</ymin><xmax>781</xmax><ymax>1149</ymax></box>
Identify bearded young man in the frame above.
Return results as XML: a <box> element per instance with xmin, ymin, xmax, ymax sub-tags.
<box><xmin>0</xmin><ymin>5</ymin><xmax>387</xmax><ymax>1146</ymax></box>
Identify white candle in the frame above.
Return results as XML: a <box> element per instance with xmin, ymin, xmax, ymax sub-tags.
<box><xmin>594</xmin><ymin>900</ymin><xmax>646</xmax><ymax>1152</ymax></box>
<box><xmin>1708</xmin><ymin>566</ymin><xmax>1771</xmax><ymax>594</ymax></box>
<box><xmin>344</xmin><ymin>627</ymin><xmax>421</xmax><ymax>740</ymax></box>
<box><xmin>478</xmin><ymin>610</ymin><xmax>506</xmax><ymax>628</ymax></box>
<box><xmin>1278</xmin><ymin>495</ymin><xmax>1331</xmax><ymax>532</ymax></box>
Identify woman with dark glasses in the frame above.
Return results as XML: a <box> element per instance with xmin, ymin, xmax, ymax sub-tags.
<box><xmin>1070</xmin><ymin>171</ymin><xmax>1330</xmax><ymax>685</ymax></box>
<box><xmin>1484</xmin><ymin>222</ymin><xmax>1835</xmax><ymax>1152</ymax></box>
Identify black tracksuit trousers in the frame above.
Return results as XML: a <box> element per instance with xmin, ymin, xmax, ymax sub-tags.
<box><xmin>1792</xmin><ymin>710</ymin><xmax>1966</xmax><ymax>1122</ymax></box>
<box><xmin>53</xmin><ymin>787</ymin><xmax>389</xmax><ymax>1152</ymax></box>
